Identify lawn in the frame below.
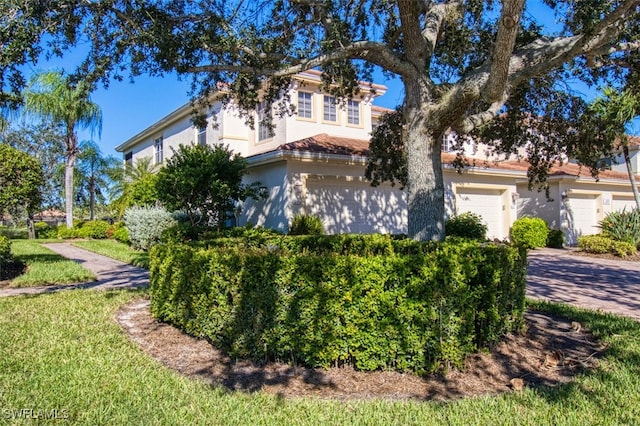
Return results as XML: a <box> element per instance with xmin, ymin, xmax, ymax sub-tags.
<box><xmin>72</xmin><ymin>239</ymin><xmax>149</xmax><ymax>268</ymax></box>
<box><xmin>7</xmin><ymin>240</ymin><xmax>95</xmax><ymax>287</ymax></box>
<box><xmin>0</xmin><ymin>290</ymin><xmax>639</xmax><ymax>425</ymax></box>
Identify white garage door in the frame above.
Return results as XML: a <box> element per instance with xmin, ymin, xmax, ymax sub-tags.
<box><xmin>567</xmin><ymin>195</ymin><xmax>599</xmax><ymax>236</ymax></box>
<box><xmin>612</xmin><ymin>196</ymin><xmax>637</xmax><ymax>213</ymax></box>
<box><xmin>306</xmin><ymin>179</ymin><xmax>407</xmax><ymax>234</ymax></box>
<box><xmin>455</xmin><ymin>188</ymin><xmax>503</xmax><ymax>240</ymax></box>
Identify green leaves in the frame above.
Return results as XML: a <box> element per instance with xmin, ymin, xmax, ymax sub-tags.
<box><xmin>0</xmin><ymin>143</ymin><xmax>43</xmax><ymax>216</ymax></box>
<box><xmin>149</xmin><ymin>236</ymin><xmax>527</xmax><ymax>374</ymax></box>
<box><xmin>155</xmin><ymin>144</ymin><xmax>264</xmax><ymax>229</ymax></box>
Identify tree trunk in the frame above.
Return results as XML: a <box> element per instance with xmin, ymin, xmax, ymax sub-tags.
<box><xmin>27</xmin><ymin>214</ymin><xmax>35</xmax><ymax>239</ymax></box>
<box><xmin>65</xmin><ymin>130</ymin><xmax>77</xmax><ymax>229</ymax></box>
<box><xmin>623</xmin><ymin>145</ymin><xmax>640</xmax><ymax>211</ymax></box>
<box><xmin>89</xmin><ymin>176</ymin><xmax>95</xmax><ymax>220</ymax></box>
<box><xmin>404</xmin><ymin>106</ymin><xmax>446</xmax><ymax>241</ymax></box>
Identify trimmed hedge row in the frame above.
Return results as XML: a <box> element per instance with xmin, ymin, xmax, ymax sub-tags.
<box><xmin>149</xmin><ymin>236</ymin><xmax>527</xmax><ymax>374</ymax></box>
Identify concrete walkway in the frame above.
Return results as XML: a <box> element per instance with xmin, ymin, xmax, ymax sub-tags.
<box><xmin>1</xmin><ymin>243</ymin><xmax>639</xmax><ymax>322</ymax></box>
<box><xmin>0</xmin><ymin>243</ymin><xmax>148</xmax><ymax>297</ymax></box>
<box><xmin>527</xmin><ymin>248</ymin><xmax>640</xmax><ymax>321</ymax></box>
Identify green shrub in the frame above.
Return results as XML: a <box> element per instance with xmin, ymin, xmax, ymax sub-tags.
<box><xmin>124</xmin><ymin>205</ymin><xmax>177</xmax><ymax>250</ymax></box>
<box><xmin>149</xmin><ymin>236</ymin><xmax>526</xmax><ymax>374</ymax></box>
<box><xmin>510</xmin><ymin>217</ymin><xmax>549</xmax><ymax>249</ymax></box>
<box><xmin>578</xmin><ymin>234</ymin><xmax>637</xmax><ymax>257</ymax></box>
<box><xmin>56</xmin><ymin>226</ymin><xmax>82</xmax><ymax>239</ymax></box>
<box><xmin>0</xmin><ymin>235</ymin><xmax>11</xmax><ymax>268</ymax></box>
<box><xmin>77</xmin><ymin>220</ymin><xmax>111</xmax><ymax>239</ymax></box>
<box><xmin>111</xmin><ymin>226</ymin><xmax>130</xmax><ymax>245</ymax></box>
<box><xmin>546</xmin><ymin>229</ymin><xmax>565</xmax><ymax>248</ymax></box>
<box><xmin>600</xmin><ymin>208</ymin><xmax>640</xmax><ymax>248</ymax></box>
<box><xmin>34</xmin><ymin>222</ymin><xmax>58</xmax><ymax>239</ymax></box>
<box><xmin>0</xmin><ymin>227</ymin><xmax>29</xmax><ymax>239</ymax></box>
<box><xmin>446</xmin><ymin>212</ymin><xmax>487</xmax><ymax>240</ymax></box>
<box><xmin>289</xmin><ymin>214</ymin><xmax>325</xmax><ymax>235</ymax></box>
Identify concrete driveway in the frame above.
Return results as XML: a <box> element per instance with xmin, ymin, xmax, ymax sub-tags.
<box><xmin>527</xmin><ymin>248</ymin><xmax>640</xmax><ymax>321</ymax></box>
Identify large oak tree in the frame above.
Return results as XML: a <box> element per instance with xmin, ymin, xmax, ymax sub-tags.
<box><xmin>2</xmin><ymin>0</ymin><xmax>639</xmax><ymax>240</ymax></box>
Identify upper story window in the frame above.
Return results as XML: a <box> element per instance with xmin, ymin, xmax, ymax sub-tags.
<box><xmin>197</xmin><ymin>125</ymin><xmax>207</xmax><ymax>146</ymax></box>
<box><xmin>442</xmin><ymin>135</ymin><xmax>456</xmax><ymax>153</ymax></box>
<box><xmin>347</xmin><ymin>100</ymin><xmax>360</xmax><ymax>125</ymax></box>
<box><xmin>124</xmin><ymin>151</ymin><xmax>133</xmax><ymax>166</ymax></box>
<box><xmin>297</xmin><ymin>91</ymin><xmax>313</xmax><ymax>119</ymax></box>
<box><xmin>323</xmin><ymin>96</ymin><xmax>337</xmax><ymax>122</ymax></box>
<box><xmin>154</xmin><ymin>136</ymin><xmax>163</xmax><ymax>165</ymax></box>
<box><xmin>258</xmin><ymin>103</ymin><xmax>274</xmax><ymax>142</ymax></box>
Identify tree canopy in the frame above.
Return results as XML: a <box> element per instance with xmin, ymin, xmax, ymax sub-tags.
<box><xmin>155</xmin><ymin>144</ymin><xmax>264</xmax><ymax>230</ymax></box>
<box><xmin>0</xmin><ymin>143</ymin><xmax>43</xmax><ymax>218</ymax></box>
<box><xmin>3</xmin><ymin>1</ymin><xmax>639</xmax><ymax>240</ymax></box>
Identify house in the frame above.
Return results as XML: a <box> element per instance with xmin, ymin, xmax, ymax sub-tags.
<box><xmin>116</xmin><ymin>71</ymin><xmax>639</xmax><ymax>244</ymax></box>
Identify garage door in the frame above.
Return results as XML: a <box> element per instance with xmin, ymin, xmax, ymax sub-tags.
<box><xmin>612</xmin><ymin>196</ymin><xmax>637</xmax><ymax>212</ymax></box>
<box><xmin>306</xmin><ymin>179</ymin><xmax>407</xmax><ymax>234</ymax></box>
<box><xmin>455</xmin><ymin>188</ymin><xmax>504</xmax><ymax>240</ymax></box>
<box><xmin>566</xmin><ymin>195</ymin><xmax>599</xmax><ymax>237</ymax></box>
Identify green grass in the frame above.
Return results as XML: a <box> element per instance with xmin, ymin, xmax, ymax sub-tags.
<box><xmin>1</xmin><ymin>291</ymin><xmax>639</xmax><ymax>425</ymax></box>
<box><xmin>73</xmin><ymin>240</ymin><xmax>149</xmax><ymax>269</ymax></box>
<box><xmin>8</xmin><ymin>240</ymin><xmax>95</xmax><ymax>287</ymax></box>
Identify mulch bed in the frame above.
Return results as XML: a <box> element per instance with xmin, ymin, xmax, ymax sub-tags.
<box><xmin>116</xmin><ymin>299</ymin><xmax>605</xmax><ymax>401</ymax></box>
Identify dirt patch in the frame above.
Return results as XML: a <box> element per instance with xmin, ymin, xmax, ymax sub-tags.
<box><xmin>116</xmin><ymin>299</ymin><xmax>604</xmax><ymax>401</ymax></box>
<box><xmin>571</xmin><ymin>250</ymin><xmax>640</xmax><ymax>262</ymax></box>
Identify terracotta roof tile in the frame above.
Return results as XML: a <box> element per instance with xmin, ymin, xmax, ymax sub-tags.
<box><xmin>278</xmin><ymin>134</ymin><xmax>636</xmax><ymax>182</ymax></box>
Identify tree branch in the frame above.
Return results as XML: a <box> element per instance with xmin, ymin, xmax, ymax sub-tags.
<box><xmin>484</xmin><ymin>0</ymin><xmax>525</xmax><ymax>103</ymax></box>
<box><xmin>451</xmin><ymin>94</ymin><xmax>508</xmax><ymax>134</ymax></box>
<box><xmin>422</xmin><ymin>2</ymin><xmax>460</xmax><ymax>55</ymax></box>
<box><xmin>187</xmin><ymin>40</ymin><xmax>413</xmax><ymax>78</ymax></box>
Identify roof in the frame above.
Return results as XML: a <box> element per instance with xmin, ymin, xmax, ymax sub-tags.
<box><xmin>269</xmin><ymin>133</ymin><xmax>637</xmax><ymax>182</ymax></box>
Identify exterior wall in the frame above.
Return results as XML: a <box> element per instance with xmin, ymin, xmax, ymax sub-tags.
<box><xmin>517</xmin><ymin>181</ymin><xmax>562</xmax><ymax>229</ymax></box>
<box><xmin>241</xmin><ymin>161</ymin><xmax>290</xmax><ymax>232</ymax></box>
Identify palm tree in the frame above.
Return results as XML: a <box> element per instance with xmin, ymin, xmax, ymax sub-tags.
<box><xmin>110</xmin><ymin>156</ymin><xmax>160</xmax><ymax>218</ymax></box>
<box><xmin>589</xmin><ymin>87</ymin><xmax>640</xmax><ymax>210</ymax></box>
<box><xmin>23</xmin><ymin>71</ymin><xmax>102</xmax><ymax>228</ymax></box>
<box><xmin>75</xmin><ymin>140</ymin><xmax>121</xmax><ymax>220</ymax></box>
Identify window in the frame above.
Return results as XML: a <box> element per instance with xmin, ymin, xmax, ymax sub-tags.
<box><xmin>124</xmin><ymin>151</ymin><xmax>133</xmax><ymax>166</ymax></box>
<box><xmin>197</xmin><ymin>125</ymin><xmax>207</xmax><ymax>146</ymax></box>
<box><xmin>258</xmin><ymin>103</ymin><xmax>274</xmax><ymax>142</ymax></box>
<box><xmin>441</xmin><ymin>135</ymin><xmax>455</xmax><ymax>152</ymax></box>
<box><xmin>154</xmin><ymin>137</ymin><xmax>163</xmax><ymax>164</ymax></box>
<box><xmin>297</xmin><ymin>91</ymin><xmax>313</xmax><ymax>119</ymax></box>
<box><xmin>347</xmin><ymin>100</ymin><xmax>360</xmax><ymax>125</ymax></box>
<box><xmin>323</xmin><ymin>96</ymin><xmax>337</xmax><ymax>122</ymax></box>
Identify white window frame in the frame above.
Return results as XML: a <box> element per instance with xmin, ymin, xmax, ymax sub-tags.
<box><xmin>347</xmin><ymin>100</ymin><xmax>360</xmax><ymax>126</ymax></box>
<box><xmin>197</xmin><ymin>125</ymin><xmax>207</xmax><ymax>146</ymax></box>
<box><xmin>257</xmin><ymin>103</ymin><xmax>274</xmax><ymax>142</ymax></box>
<box><xmin>154</xmin><ymin>136</ymin><xmax>163</xmax><ymax>165</ymax></box>
<box><xmin>297</xmin><ymin>91</ymin><xmax>313</xmax><ymax>120</ymax></box>
<box><xmin>323</xmin><ymin>95</ymin><xmax>338</xmax><ymax>123</ymax></box>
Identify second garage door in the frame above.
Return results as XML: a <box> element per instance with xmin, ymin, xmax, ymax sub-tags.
<box><xmin>566</xmin><ymin>194</ymin><xmax>599</xmax><ymax>237</ymax></box>
<box><xmin>455</xmin><ymin>188</ymin><xmax>504</xmax><ymax>240</ymax></box>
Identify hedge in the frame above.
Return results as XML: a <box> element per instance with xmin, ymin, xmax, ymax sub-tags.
<box><xmin>149</xmin><ymin>236</ymin><xmax>527</xmax><ymax>374</ymax></box>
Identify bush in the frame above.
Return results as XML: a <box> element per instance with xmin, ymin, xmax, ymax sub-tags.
<box><xmin>578</xmin><ymin>235</ymin><xmax>636</xmax><ymax>257</ymax></box>
<box><xmin>56</xmin><ymin>226</ymin><xmax>82</xmax><ymax>239</ymax></box>
<box><xmin>510</xmin><ymin>217</ymin><xmax>549</xmax><ymax>249</ymax></box>
<box><xmin>546</xmin><ymin>229</ymin><xmax>565</xmax><ymax>248</ymax></box>
<box><xmin>149</xmin><ymin>236</ymin><xmax>526</xmax><ymax>374</ymax></box>
<box><xmin>34</xmin><ymin>222</ymin><xmax>58</xmax><ymax>239</ymax></box>
<box><xmin>600</xmin><ymin>208</ymin><xmax>640</xmax><ymax>248</ymax></box>
<box><xmin>0</xmin><ymin>235</ymin><xmax>11</xmax><ymax>272</ymax></box>
<box><xmin>124</xmin><ymin>205</ymin><xmax>177</xmax><ymax>250</ymax></box>
<box><xmin>289</xmin><ymin>214</ymin><xmax>325</xmax><ymax>235</ymax></box>
<box><xmin>0</xmin><ymin>227</ymin><xmax>29</xmax><ymax>239</ymax></box>
<box><xmin>446</xmin><ymin>212</ymin><xmax>487</xmax><ymax>240</ymax></box>
<box><xmin>77</xmin><ymin>220</ymin><xmax>111</xmax><ymax>239</ymax></box>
